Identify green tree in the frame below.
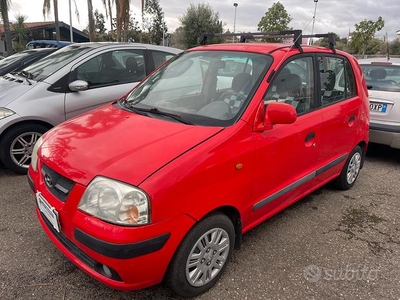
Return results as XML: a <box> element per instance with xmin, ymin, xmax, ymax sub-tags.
<box><xmin>143</xmin><ymin>0</ymin><xmax>166</xmax><ymax>45</ymax></box>
<box><xmin>13</xmin><ymin>14</ymin><xmax>28</xmax><ymax>52</ymax></box>
<box><xmin>0</xmin><ymin>0</ymin><xmax>13</xmax><ymax>55</ymax></box>
<box><xmin>389</xmin><ymin>39</ymin><xmax>400</xmax><ymax>56</ymax></box>
<box><xmin>43</xmin><ymin>0</ymin><xmax>60</xmax><ymax>41</ymax></box>
<box><xmin>350</xmin><ymin>16</ymin><xmax>385</xmax><ymax>57</ymax></box>
<box><xmin>179</xmin><ymin>3</ymin><xmax>223</xmax><ymax>49</ymax></box>
<box><xmin>93</xmin><ymin>9</ymin><xmax>107</xmax><ymax>41</ymax></box>
<box><xmin>257</xmin><ymin>1</ymin><xmax>292</xmax><ymax>42</ymax></box>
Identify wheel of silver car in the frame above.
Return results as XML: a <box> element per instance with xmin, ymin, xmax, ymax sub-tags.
<box><xmin>166</xmin><ymin>213</ymin><xmax>235</xmax><ymax>298</ymax></box>
<box><xmin>0</xmin><ymin>123</ymin><xmax>48</xmax><ymax>174</ymax></box>
<box><xmin>334</xmin><ymin>145</ymin><xmax>363</xmax><ymax>190</ymax></box>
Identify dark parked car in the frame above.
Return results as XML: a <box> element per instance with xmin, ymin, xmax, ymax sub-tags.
<box><xmin>0</xmin><ymin>48</ymin><xmax>56</xmax><ymax>76</ymax></box>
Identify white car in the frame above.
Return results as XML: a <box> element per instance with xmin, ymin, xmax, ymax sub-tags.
<box><xmin>358</xmin><ymin>57</ymin><xmax>400</xmax><ymax>149</ymax></box>
<box><xmin>0</xmin><ymin>42</ymin><xmax>182</xmax><ymax>174</ymax></box>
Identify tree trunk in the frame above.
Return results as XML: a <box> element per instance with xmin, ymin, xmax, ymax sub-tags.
<box><xmin>123</xmin><ymin>7</ymin><xmax>129</xmax><ymax>42</ymax></box>
<box><xmin>2</xmin><ymin>11</ymin><xmax>13</xmax><ymax>55</ymax></box>
<box><xmin>53</xmin><ymin>0</ymin><xmax>60</xmax><ymax>41</ymax></box>
<box><xmin>116</xmin><ymin>0</ymin><xmax>122</xmax><ymax>42</ymax></box>
<box><xmin>87</xmin><ymin>0</ymin><xmax>95</xmax><ymax>41</ymax></box>
<box><xmin>108</xmin><ymin>0</ymin><xmax>113</xmax><ymax>38</ymax></box>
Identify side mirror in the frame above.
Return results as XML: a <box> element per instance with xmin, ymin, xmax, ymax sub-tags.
<box><xmin>69</xmin><ymin>80</ymin><xmax>89</xmax><ymax>92</ymax></box>
<box><xmin>255</xmin><ymin>102</ymin><xmax>297</xmax><ymax>131</ymax></box>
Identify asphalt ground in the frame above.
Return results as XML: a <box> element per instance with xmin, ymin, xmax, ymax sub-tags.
<box><xmin>0</xmin><ymin>143</ymin><xmax>399</xmax><ymax>300</ymax></box>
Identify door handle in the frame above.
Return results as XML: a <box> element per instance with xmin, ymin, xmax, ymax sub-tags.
<box><xmin>305</xmin><ymin>132</ymin><xmax>315</xmax><ymax>142</ymax></box>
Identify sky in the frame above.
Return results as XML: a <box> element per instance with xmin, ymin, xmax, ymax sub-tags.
<box><xmin>7</xmin><ymin>0</ymin><xmax>400</xmax><ymax>41</ymax></box>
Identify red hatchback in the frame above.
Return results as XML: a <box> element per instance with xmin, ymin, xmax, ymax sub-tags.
<box><xmin>28</xmin><ymin>31</ymin><xmax>369</xmax><ymax>297</ymax></box>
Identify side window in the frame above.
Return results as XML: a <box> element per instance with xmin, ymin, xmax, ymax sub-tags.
<box><xmin>76</xmin><ymin>49</ymin><xmax>145</xmax><ymax>86</ymax></box>
<box><xmin>318</xmin><ymin>56</ymin><xmax>356</xmax><ymax>106</ymax></box>
<box><xmin>264</xmin><ymin>56</ymin><xmax>314</xmax><ymax>115</ymax></box>
<box><xmin>151</xmin><ymin>50</ymin><xmax>176</xmax><ymax>69</ymax></box>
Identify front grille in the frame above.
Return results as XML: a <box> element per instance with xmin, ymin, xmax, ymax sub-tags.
<box><xmin>41</xmin><ymin>164</ymin><xmax>75</xmax><ymax>201</ymax></box>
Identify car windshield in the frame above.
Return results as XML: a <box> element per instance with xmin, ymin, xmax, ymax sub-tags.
<box><xmin>0</xmin><ymin>52</ymin><xmax>30</xmax><ymax>68</ymax></box>
<box><xmin>22</xmin><ymin>45</ymin><xmax>93</xmax><ymax>81</ymax></box>
<box><xmin>123</xmin><ymin>50</ymin><xmax>272</xmax><ymax>126</ymax></box>
<box><xmin>360</xmin><ymin>63</ymin><xmax>400</xmax><ymax>92</ymax></box>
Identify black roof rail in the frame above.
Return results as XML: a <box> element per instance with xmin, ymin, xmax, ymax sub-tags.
<box><xmin>200</xmin><ymin>30</ymin><xmax>336</xmax><ymax>52</ymax></box>
<box><xmin>201</xmin><ymin>30</ymin><xmax>303</xmax><ymax>49</ymax></box>
<box><xmin>303</xmin><ymin>33</ymin><xmax>336</xmax><ymax>52</ymax></box>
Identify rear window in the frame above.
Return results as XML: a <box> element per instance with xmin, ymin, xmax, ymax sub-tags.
<box><xmin>360</xmin><ymin>64</ymin><xmax>400</xmax><ymax>92</ymax></box>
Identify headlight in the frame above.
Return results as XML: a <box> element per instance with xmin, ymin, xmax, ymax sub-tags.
<box><xmin>31</xmin><ymin>136</ymin><xmax>43</xmax><ymax>172</ymax></box>
<box><xmin>78</xmin><ymin>176</ymin><xmax>150</xmax><ymax>226</ymax></box>
<box><xmin>0</xmin><ymin>107</ymin><xmax>15</xmax><ymax>120</ymax></box>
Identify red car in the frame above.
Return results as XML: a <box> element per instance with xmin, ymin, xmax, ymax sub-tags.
<box><xmin>28</xmin><ymin>31</ymin><xmax>369</xmax><ymax>297</ymax></box>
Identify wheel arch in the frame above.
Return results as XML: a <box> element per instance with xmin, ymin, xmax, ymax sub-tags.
<box><xmin>0</xmin><ymin>119</ymin><xmax>53</xmax><ymax>143</ymax></box>
<box><xmin>357</xmin><ymin>140</ymin><xmax>368</xmax><ymax>169</ymax></box>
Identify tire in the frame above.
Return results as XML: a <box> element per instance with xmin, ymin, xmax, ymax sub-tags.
<box><xmin>334</xmin><ymin>145</ymin><xmax>362</xmax><ymax>190</ymax></box>
<box><xmin>0</xmin><ymin>123</ymin><xmax>48</xmax><ymax>174</ymax></box>
<box><xmin>166</xmin><ymin>213</ymin><xmax>235</xmax><ymax>298</ymax></box>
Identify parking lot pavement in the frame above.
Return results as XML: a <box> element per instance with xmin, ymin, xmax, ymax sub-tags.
<box><xmin>0</xmin><ymin>144</ymin><xmax>399</xmax><ymax>300</ymax></box>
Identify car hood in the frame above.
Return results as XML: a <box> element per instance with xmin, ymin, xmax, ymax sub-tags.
<box><xmin>40</xmin><ymin>104</ymin><xmax>223</xmax><ymax>186</ymax></box>
<box><xmin>0</xmin><ymin>75</ymin><xmax>36</xmax><ymax>106</ymax></box>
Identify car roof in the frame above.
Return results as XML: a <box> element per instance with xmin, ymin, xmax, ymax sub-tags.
<box><xmin>62</xmin><ymin>42</ymin><xmax>182</xmax><ymax>54</ymax></box>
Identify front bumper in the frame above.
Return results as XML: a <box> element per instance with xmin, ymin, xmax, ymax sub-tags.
<box><xmin>29</xmin><ymin>167</ymin><xmax>196</xmax><ymax>291</ymax></box>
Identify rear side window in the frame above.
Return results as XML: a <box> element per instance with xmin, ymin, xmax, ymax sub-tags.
<box><xmin>151</xmin><ymin>51</ymin><xmax>176</xmax><ymax>69</ymax></box>
<box><xmin>318</xmin><ymin>56</ymin><xmax>356</xmax><ymax>106</ymax></box>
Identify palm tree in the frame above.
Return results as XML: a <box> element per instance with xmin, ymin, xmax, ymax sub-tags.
<box><xmin>13</xmin><ymin>14</ymin><xmax>28</xmax><ymax>52</ymax></box>
<box><xmin>43</xmin><ymin>0</ymin><xmax>60</xmax><ymax>41</ymax></box>
<box><xmin>87</xmin><ymin>0</ymin><xmax>95</xmax><ymax>41</ymax></box>
<box><xmin>102</xmin><ymin>0</ymin><xmax>114</xmax><ymax>39</ymax></box>
<box><xmin>0</xmin><ymin>0</ymin><xmax>13</xmax><ymax>56</ymax></box>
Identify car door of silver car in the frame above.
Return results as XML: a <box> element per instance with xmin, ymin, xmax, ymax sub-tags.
<box><xmin>64</xmin><ymin>48</ymin><xmax>146</xmax><ymax>120</ymax></box>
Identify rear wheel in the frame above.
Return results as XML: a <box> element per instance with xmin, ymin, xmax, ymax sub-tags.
<box><xmin>334</xmin><ymin>145</ymin><xmax>362</xmax><ymax>190</ymax></box>
<box><xmin>0</xmin><ymin>124</ymin><xmax>48</xmax><ymax>174</ymax></box>
<box><xmin>166</xmin><ymin>213</ymin><xmax>235</xmax><ymax>298</ymax></box>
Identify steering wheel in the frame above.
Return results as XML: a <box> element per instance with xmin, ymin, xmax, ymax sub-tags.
<box><xmin>219</xmin><ymin>90</ymin><xmax>247</xmax><ymax>102</ymax></box>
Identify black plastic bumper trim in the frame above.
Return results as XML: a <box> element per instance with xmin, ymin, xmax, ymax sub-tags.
<box><xmin>27</xmin><ymin>173</ymin><xmax>34</xmax><ymax>192</ymax></box>
<box><xmin>370</xmin><ymin>123</ymin><xmax>400</xmax><ymax>134</ymax></box>
<box><xmin>74</xmin><ymin>228</ymin><xmax>170</xmax><ymax>259</ymax></box>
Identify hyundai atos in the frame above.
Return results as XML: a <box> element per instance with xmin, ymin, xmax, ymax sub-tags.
<box><xmin>28</xmin><ymin>31</ymin><xmax>369</xmax><ymax>297</ymax></box>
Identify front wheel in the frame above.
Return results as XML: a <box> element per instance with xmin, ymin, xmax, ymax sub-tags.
<box><xmin>166</xmin><ymin>213</ymin><xmax>235</xmax><ymax>298</ymax></box>
<box><xmin>0</xmin><ymin>124</ymin><xmax>48</xmax><ymax>174</ymax></box>
<box><xmin>334</xmin><ymin>145</ymin><xmax>363</xmax><ymax>190</ymax></box>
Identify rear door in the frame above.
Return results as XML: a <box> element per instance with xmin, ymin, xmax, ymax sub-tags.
<box><xmin>313</xmin><ymin>55</ymin><xmax>359</xmax><ymax>187</ymax></box>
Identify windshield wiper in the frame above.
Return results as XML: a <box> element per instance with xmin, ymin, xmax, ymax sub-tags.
<box><xmin>19</xmin><ymin>71</ymin><xmax>33</xmax><ymax>85</ymax></box>
<box><xmin>132</xmin><ymin>107</ymin><xmax>193</xmax><ymax>125</ymax></box>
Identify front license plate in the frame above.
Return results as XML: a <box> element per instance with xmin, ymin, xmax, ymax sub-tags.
<box><xmin>36</xmin><ymin>192</ymin><xmax>61</xmax><ymax>232</ymax></box>
<box><xmin>369</xmin><ymin>103</ymin><xmax>387</xmax><ymax>112</ymax></box>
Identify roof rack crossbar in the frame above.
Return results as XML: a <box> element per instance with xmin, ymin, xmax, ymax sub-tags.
<box><xmin>200</xmin><ymin>30</ymin><xmax>336</xmax><ymax>52</ymax></box>
<box><xmin>303</xmin><ymin>33</ymin><xmax>336</xmax><ymax>51</ymax></box>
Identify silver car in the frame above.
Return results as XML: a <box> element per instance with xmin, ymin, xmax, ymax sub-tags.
<box><xmin>358</xmin><ymin>57</ymin><xmax>400</xmax><ymax>149</ymax></box>
<box><xmin>0</xmin><ymin>43</ymin><xmax>182</xmax><ymax>174</ymax></box>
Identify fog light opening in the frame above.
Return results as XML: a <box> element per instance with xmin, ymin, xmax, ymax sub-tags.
<box><xmin>94</xmin><ymin>262</ymin><xmax>122</xmax><ymax>281</ymax></box>
<box><xmin>102</xmin><ymin>264</ymin><xmax>113</xmax><ymax>278</ymax></box>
